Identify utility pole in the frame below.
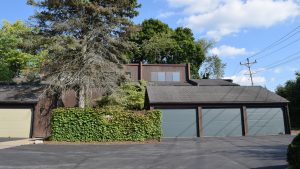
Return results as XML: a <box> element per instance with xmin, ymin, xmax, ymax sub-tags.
<box><xmin>240</xmin><ymin>58</ymin><xmax>257</xmax><ymax>86</ymax></box>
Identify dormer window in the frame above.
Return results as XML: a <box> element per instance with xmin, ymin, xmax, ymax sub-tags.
<box><xmin>151</xmin><ymin>72</ymin><xmax>180</xmax><ymax>82</ymax></box>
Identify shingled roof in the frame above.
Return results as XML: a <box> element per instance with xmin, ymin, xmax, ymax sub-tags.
<box><xmin>0</xmin><ymin>84</ymin><xmax>43</xmax><ymax>104</ymax></box>
<box><xmin>147</xmin><ymin>86</ymin><xmax>288</xmax><ymax>104</ymax></box>
<box><xmin>147</xmin><ymin>81</ymin><xmax>193</xmax><ymax>86</ymax></box>
<box><xmin>189</xmin><ymin>79</ymin><xmax>239</xmax><ymax>86</ymax></box>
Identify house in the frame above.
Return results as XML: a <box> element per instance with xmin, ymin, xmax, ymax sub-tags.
<box><xmin>126</xmin><ymin>62</ymin><xmax>291</xmax><ymax>138</ymax></box>
<box><xmin>0</xmin><ymin>63</ymin><xmax>291</xmax><ymax>138</ymax></box>
<box><xmin>146</xmin><ymin>86</ymin><xmax>289</xmax><ymax>138</ymax></box>
<box><xmin>0</xmin><ymin>83</ymin><xmax>46</xmax><ymax>138</ymax></box>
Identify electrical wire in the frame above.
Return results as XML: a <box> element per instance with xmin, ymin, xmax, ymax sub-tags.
<box><xmin>247</xmin><ymin>26</ymin><xmax>300</xmax><ymax>59</ymax></box>
<box><xmin>254</xmin><ymin>36</ymin><xmax>300</xmax><ymax>60</ymax></box>
<box><xmin>255</xmin><ymin>51</ymin><xmax>300</xmax><ymax>73</ymax></box>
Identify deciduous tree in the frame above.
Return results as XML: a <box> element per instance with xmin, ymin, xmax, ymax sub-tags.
<box><xmin>276</xmin><ymin>72</ymin><xmax>300</xmax><ymax>129</ymax></box>
<box><xmin>0</xmin><ymin>20</ymin><xmax>44</xmax><ymax>82</ymax></box>
<box><xmin>130</xmin><ymin>19</ymin><xmax>225</xmax><ymax>79</ymax></box>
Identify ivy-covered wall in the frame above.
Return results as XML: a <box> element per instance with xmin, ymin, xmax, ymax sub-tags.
<box><xmin>50</xmin><ymin>106</ymin><xmax>161</xmax><ymax>142</ymax></box>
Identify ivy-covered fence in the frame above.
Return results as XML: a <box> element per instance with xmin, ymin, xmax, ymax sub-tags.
<box><xmin>50</xmin><ymin>106</ymin><xmax>162</xmax><ymax>142</ymax></box>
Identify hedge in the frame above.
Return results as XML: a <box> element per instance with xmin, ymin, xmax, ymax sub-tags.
<box><xmin>50</xmin><ymin>106</ymin><xmax>162</xmax><ymax>142</ymax></box>
<box><xmin>287</xmin><ymin>134</ymin><xmax>300</xmax><ymax>168</ymax></box>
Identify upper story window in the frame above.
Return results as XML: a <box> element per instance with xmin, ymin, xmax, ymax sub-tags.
<box><xmin>172</xmin><ymin>72</ymin><xmax>180</xmax><ymax>81</ymax></box>
<box><xmin>157</xmin><ymin>72</ymin><xmax>165</xmax><ymax>81</ymax></box>
<box><xmin>151</xmin><ymin>72</ymin><xmax>180</xmax><ymax>81</ymax></box>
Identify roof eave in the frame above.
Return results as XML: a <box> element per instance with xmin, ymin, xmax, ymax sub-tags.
<box><xmin>149</xmin><ymin>101</ymin><xmax>289</xmax><ymax>105</ymax></box>
<box><xmin>0</xmin><ymin>100</ymin><xmax>38</xmax><ymax>105</ymax></box>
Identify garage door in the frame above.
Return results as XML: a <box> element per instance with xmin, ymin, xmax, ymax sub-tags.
<box><xmin>0</xmin><ymin>108</ymin><xmax>32</xmax><ymax>138</ymax></box>
<box><xmin>202</xmin><ymin>108</ymin><xmax>242</xmax><ymax>137</ymax></box>
<box><xmin>161</xmin><ymin>109</ymin><xmax>197</xmax><ymax>138</ymax></box>
<box><xmin>247</xmin><ymin>108</ymin><xmax>285</xmax><ymax>136</ymax></box>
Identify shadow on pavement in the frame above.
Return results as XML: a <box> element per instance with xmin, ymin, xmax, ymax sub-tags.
<box><xmin>0</xmin><ymin>138</ymin><xmax>24</xmax><ymax>142</ymax></box>
<box><xmin>251</xmin><ymin>165</ymin><xmax>288</xmax><ymax>169</ymax></box>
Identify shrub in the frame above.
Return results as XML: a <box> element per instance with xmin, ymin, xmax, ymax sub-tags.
<box><xmin>50</xmin><ymin>106</ymin><xmax>161</xmax><ymax>142</ymax></box>
<box><xmin>287</xmin><ymin>134</ymin><xmax>300</xmax><ymax>168</ymax></box>
<box><xmin>96</xmin><ymin>81</ymin><xmax>146</xmax><ymax>110</ymax></box>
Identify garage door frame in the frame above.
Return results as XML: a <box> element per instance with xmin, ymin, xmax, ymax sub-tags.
<box><xmin>159</xmin><ymin>107</ymin><xmax>200</xmax><ymax>138</ymax></box>
<box><xmin>244</xmin><ymin>104</ymin><xmax>290</xmax><ymax>136</ymax></box>
<box><xmin>151</xmin><ymin>103</ymin><xmax>290</xmax><ymax>137</ymax></box>
<box><xmin>0</xmin><ymin>104</ymin><xmax>35</xmax><ymax>138</ymax></box>
<box><xmin>200</xmin><ymin>106</ymin><xmax>244</xmax><ymax>137</ymax></box>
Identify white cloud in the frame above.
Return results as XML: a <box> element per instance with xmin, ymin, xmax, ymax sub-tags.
<box><xmin>157</xmin><ymin>11</ymin><xmax>176</xmax><ymax>18</ymax></box>
<box><xmin>225</xmin><ymin>70</ymin><xmax>266</xmax><ymax>86</ymax></box>
<box><xmin>211</xmin><ymin>45</ymin><xmax>250</xmax><ymax>57</ymax></box>
<box><xmin>167</xmin><ymin>0</ymin><xmax>300</xmax><ymax>40</ymax></box>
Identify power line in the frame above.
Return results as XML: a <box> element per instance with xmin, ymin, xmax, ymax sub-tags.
<box><xmin>254</xmin><ymin>37</ymin><xmax>300</xmax><ymax>60</ymax></box>
<box><xmin>233</xmin><ymin>26</ymin><xmax>300</xmax><ymax>85</ymax></box>
<box><xmin>255</xmin><ymin>51</ymin><xmax>300</xmax><ymax>73</ymax></box>
<box><xmin>247</xmin><ymin>26</ymin><xmax>300</xmax><ymax>59</ymax></box>
<box><xmin>240</xmin><ymin>58</ymin><xmax>257</xmax><ymax>86</ymax></box>
<box><xmin>256</xmin><ymin>50</ymin><xmax>300</xmax><ymax>71</ymax></box>
<box><xmin>256</xmin><ymin>56</ymin><xmax>300</xmax><ymax>73</ymax></box>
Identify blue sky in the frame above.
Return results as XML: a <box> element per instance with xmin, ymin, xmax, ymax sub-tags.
<box><xmin>1</xmin><ymin>0</ymin><xmax>300</xmax><ymax>91</ymax></box>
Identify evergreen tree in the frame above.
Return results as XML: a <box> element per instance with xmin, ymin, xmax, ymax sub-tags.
<box><xmin>28</xmin><ymin>0</ymin><xmax>140</xmax><ymax>107</ymax></box>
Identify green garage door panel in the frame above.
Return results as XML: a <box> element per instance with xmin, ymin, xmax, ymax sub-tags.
<box><xmin>247</xmin><ymin>108</ymin><xmax>285</xmax><ymax>136</ymax></box>
<box><xmin>0</xmin><ymin>109</ymin><xmax>32</xmax><ymax>138</ymax></box>
<box><xmin>161</xmin><ymin>109</ymin><xmax>197</xmax><ymax>138</ymax></box>
<box><xmin>202</xmin><ymin>108</ymin><xmax>242</xmax><ymax>137</ymax></box>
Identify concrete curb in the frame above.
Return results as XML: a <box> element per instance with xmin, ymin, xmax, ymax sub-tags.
<box><xmin>0</xmin><ymin>138</ymin><xmax>43</xmax><ymax>150</ymax></box>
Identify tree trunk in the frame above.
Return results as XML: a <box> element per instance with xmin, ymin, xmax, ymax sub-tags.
<box><xmin>78</xmin><ymin>86</ymin><xmax>85</xmax><ymax>108</ymax></box>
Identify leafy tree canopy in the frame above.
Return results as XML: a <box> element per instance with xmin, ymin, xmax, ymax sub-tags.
<box><xmin>28</xmin><ymin>0</ymin><xmax>140</xmax><ymax>107</ymax></box>
<box><xmin>200</xmin><ymin>55</ymin><xmax>226</xmax><ymax>79</ymax></box>
<box><xmin>276</xmin><ymin>72</ymin><xmax>300</xmax><ymax>128</ymax></box>
<box><xmin>0</xmin><ymin>20</ymin><xmax>45</xmax><ymax>82</ymax></box>
<box><xmin>129</xmin><ymin>19</ymin><xmax>225</xmax><ymax>79</ymax></box>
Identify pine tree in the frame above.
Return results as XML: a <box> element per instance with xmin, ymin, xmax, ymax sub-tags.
<box><xmin>28</xmin><ymin>0</ymin><xmax>140</xmax><ymax>107</ymax></box>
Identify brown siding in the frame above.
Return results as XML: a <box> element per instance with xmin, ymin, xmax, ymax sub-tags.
<box><xmin>124</xmin><ymin>63</ymin><xmax>189</xmax><ymax>82</ymax></box>
<box><xmin>62</xmin><ymin>90</ymin><xmax>77</xmax><ymax>107</ymax></box>
<box><xmin>124</xmin><ymin>65</ymin><xmax>139</xmax><ymax>81</ymax></box>
<box><xmin>32</xmin><ymin>88</ymin><xmax>106</xmax><ymax>138</ymax></box>
<box><xmin>142</xmin><ymin>65</ymin><xmax>187</xmax><ymax>82</ymax></box>
<box><xmin>62</xmin><ymin>88</ymin><xmax>105</xmax><ymax>108</ymax></box>
<box><xmin>32</xmin><ymin>95</ymin><xmax>58</xmax><ymax>138</ymax></box>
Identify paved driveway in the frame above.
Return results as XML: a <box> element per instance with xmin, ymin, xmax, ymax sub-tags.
<box><xmin>0</xmin><ymin>135</ymin><xmax>294</xmax><ymax>169</ymax></box>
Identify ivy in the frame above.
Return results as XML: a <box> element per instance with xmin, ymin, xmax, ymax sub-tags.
<box><xmin>50</xmin><ymin>106</ymin><xmax>162</xmax><ymax>142</ymax></box>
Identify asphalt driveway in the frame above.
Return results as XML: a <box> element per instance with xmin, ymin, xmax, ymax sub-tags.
<box><xmin>0</xmin><ymin>135</ymin><xmax>294</xmax><ymax>169</ymax></box>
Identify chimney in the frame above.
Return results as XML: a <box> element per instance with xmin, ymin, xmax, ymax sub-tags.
<box><xmin>223</xmin><ymin>79</ymin><xmax>233</xmax><ymax>83</ymax></box>
<box><xmin>186</xmin><ymin>63</ymin><xmax>191</xmax><ymax>81</ymax></box>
